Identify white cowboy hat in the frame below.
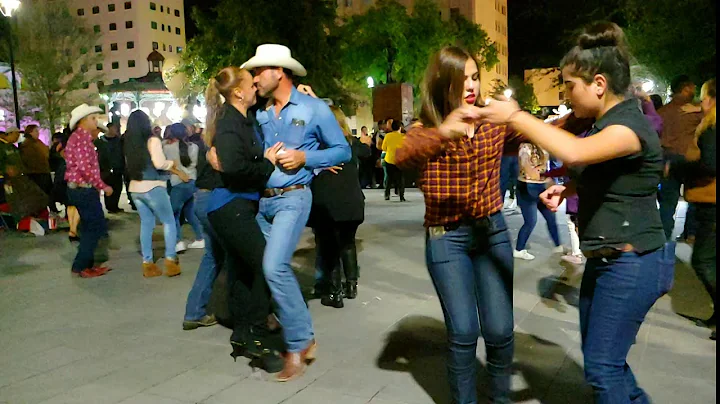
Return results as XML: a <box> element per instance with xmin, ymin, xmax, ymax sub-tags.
<box><xmin>241</xmin><ymin>44</ymin><xmax>307</xmax><ymax>77</ymax></box>
<box><xmin>69</xmin><ymin>104</ymin><xmax>103</xmax><ymax>130</ymax></box>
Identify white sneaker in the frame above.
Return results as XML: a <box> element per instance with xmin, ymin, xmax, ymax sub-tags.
<box><xmin>175</xmin><ymin>241</ymin><xmax>187</xmax><ymax>253</ymax></box>
<box><xmin>552</xmin><ymin>245</ymin><xmax>565</xmax><ymax>254</ymax></box>
<box><xmin>513</xmin><ymin>249</ymin><xmax>535</xmax><ymax>260</ymax></box>
<box><xmin>187</xmin><ymin>239</ymin><xmax>205</xmax><ymax>249</ymax></box>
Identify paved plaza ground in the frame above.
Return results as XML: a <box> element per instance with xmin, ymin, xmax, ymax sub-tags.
<box><xmin>0</xmin><ymin>189</ymin><xmax>716</xmax><ymax>404</ymax></box>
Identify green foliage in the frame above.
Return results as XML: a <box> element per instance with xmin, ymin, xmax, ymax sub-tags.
<box><xmin>338</xmin><ymin>0</ymin><xmax>498</xmax><ymax>91</ymax></box>
<box><xmin>177</xmin><ymin>0</ymin><xmax>353</xmax><ymax>111</ymax></box>
<box><xmin>489</xmin><ymin>76</ymin><xmax>540</xmax><ymax>114</ymax></box>
<box><xmin>622</xmin><ymin>0</ymin><xmax>716</xmax><ymax>85</ymax></box>
<box><xmin>10</xmin><ymin>0</ymin><xmax>103</xmax><ymax>127</ymax></box>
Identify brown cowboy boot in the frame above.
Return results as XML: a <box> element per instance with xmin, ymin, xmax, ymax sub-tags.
<box><xmin>276</xmin><ymin>339</ymin><xmax>317</xmax><ymax>382</ymax></box>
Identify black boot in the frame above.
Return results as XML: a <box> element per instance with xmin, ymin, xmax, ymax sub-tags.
<box><xmin>321</xmin><ymin>268</ymin><xmax>344</xmax><ymax>308</ymax></box>
<box><xmin>341</xmin><ymin>241</ymin><xmax>359</xmax><ymax>300</ymax></box>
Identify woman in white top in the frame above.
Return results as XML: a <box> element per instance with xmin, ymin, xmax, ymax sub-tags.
<box><xmin>513</xmin><ymin>142</ymin><xmax>563</xmax><ymax>260</ymax></box>
<box><xmin>163</xmin><ymin>123</ymin><xmax>204</xmax><ymax>252</ymax></box>
<box><xmin>124</xmin><ymin>111</ymin><xmax>189</xmax><ymax>277</ymax></box>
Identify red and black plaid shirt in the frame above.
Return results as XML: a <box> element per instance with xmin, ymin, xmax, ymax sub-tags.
<box><xmin>396</xmin><ymin>123</ymin><xmax>521</xmax><ymax>227</ymax></box>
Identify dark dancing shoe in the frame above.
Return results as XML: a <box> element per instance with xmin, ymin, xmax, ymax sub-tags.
<box><xmin>320</xmin><ymin>292</ymin><xmax>344</xmax><ymax>308</ymax></box>
<box><xmin>344</xmin><ymin>281</ymin><xmax>358</xmax><ymax>300</ymax></box>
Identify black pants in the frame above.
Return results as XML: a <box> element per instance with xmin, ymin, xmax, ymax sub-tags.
<box><xmin>315</xmin><ymin>221</ymin><xmax>360</xmax><ymax>286</ymax></box>
<box><xmin>692</xmin><ymin>203</ymin><xmax>716</xmax><ymax>315</ymax></box>
<box><xmin>658</xmin><ymin>175</ymin><xmax>681</xmax><ymax>240</ymax></box>
<box><xmin>208</xmin><ymin>198</ymin><xmax>272</xmax><ymax>333</ymax></box>
<box><xmin>385</xmin><ymin>163</ymin><xmax>404</xmax><ymax>199</ymax></box>
<box><xmin>124</xmin><ymin>176</ymin><xmax>136</xmax><ymax>210</ymax></box>
<box><xmin>27</xmin><ymin>173</ymin><xmax>57</xmax><ymax>212</ymax></box>
<box><xmin>103</xmin><ymin>171</ymin><xmax>124</xmax><ymax>212</ymax></box>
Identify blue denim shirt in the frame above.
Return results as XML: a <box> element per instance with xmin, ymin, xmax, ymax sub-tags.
<box><xmin>256</xmin><ymin>87</ymin><xmax>351</xmax><ymax>189</ymax></box>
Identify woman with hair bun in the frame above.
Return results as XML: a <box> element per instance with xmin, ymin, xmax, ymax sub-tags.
<box><xmin>477</xmin><ymin>22</ymin><xmax>673</xmax><ymax>403</ymax></box>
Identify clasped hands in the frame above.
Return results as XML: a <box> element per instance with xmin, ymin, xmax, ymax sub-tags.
<box><xmin>206</xmin><ymin>141</ymin><xmax>306</xmax><ymax>172</ymax></box>
<box><xmin>439</xmin><ymin>96</ymin><xmax>522</xmax><ymax>139</ymax></box>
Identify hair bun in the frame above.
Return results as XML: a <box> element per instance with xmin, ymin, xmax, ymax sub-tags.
<box><xmin>577</xmin><ymin>21</ymin><xmax>627</xmax><ymax>50</ymax></box>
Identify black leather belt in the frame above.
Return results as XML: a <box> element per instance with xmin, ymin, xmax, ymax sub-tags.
<box><xmin>263</xmin><ymin>184</ymin><xmax>307</xmax><ymax>198</ymax></box>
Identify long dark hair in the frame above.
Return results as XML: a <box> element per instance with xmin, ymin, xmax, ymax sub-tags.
<box><xmin>560</xmin><ymin>22</ymin><xmax>631</xmax><ymax>96</ymax></box>
<box><xmin>123</xmin><ymin>110</ymin><xmax>154</xmax><ymax>181</ymax></box>
<box><xmin>164</xmin><ymin>123</ymin><xmax>192</xmax><ymax>167</ymax></box>
<box><xmin>420</xmin><ymin>46</ymin><xmax>479</xmax><ymax>128</ymax></box>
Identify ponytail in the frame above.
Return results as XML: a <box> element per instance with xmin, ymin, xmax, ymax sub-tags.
<box><xmin>204</xmin><ymin>78</ymin><xmax>222</xmax><ymax>147</ymax></box>
<box><xmin>203</xmin><ymin>67</ymin><xmax>249</xmax><ymax>147</ymax></box>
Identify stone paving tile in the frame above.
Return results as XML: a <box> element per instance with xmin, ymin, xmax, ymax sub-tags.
<box><xmin>1</xmin><ymin>191</ymin><xmax>715</xmax><ymax>404</ymax></box>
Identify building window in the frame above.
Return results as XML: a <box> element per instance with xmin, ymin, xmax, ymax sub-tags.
<box><xmin>97</xmin><ymin>63</ymin><xmax>104</xmax><ymax>71</ymax></box>
<box><xmin>450</xmin><ymin>8</ymin><xmax>459</xmax><ymax>19</ymax></box>
<box><xmin>162</xmin><ymin>44</ymin><xmax>166</xmax><ymax>51</ymax></box>
<box><xmin>160</xmin><ymin>5</ymin><xmax>164</xmax><ymax>12</ymax></box>
<box><xmin>175</xmin><ymin>27</ymin><xmax>181</xmax><ymax>35</ymax></box>
<box><xmin>167</xmin><ymin>8</ymin><xmax>170</xmax><ymax>14</ymax></box>
<box><xmin>176</xmin><ymin>46</ymin><xmax>183</xmax><ymax>53</ymax></box>
<box><xmin>128</xmin><ymin>60</ymin><xmax>136</xmax><ymax>68</ymax></box>
<box><xmin>113</xmin><ymin>79</ymin><xmax>120</xmax><ymax>85</ymax></box>
<box><xmin>150</xmin><ymin>2</ymin><xmax>156</xmax><ymax>11</ymax></box>
<box><xmin>94</xmin><ymin>45</ymin><xmax>102</xmax><ymax>53</ymax></box>
<box><xmin>93</xmin><ymin>25</ymin><xmax>101</xmax><ymax>33</ymax></box>
<box><xmin>151</xmin><ymin>21</ymin><xmax>157</xmax><ymax>29</ymax></box>
<box><xmin>111</xmin><ymin>43</ymin><xmax>118</xmax><ymax>51</ymax></box>
<box><xmin>124</xmin><ymin>2</ymin><xmax>131</xmax><ymax>10</ymax></box>
<box><xmin>127</xmin><ymin>41</ymin><xmax>135</xmax><ymax>49</ymax></box>
<box><xmin>108</xmin><ymin>4</ymin><xmax>115</xmax><ymax>12</ymax></box>
<box><xmin>112</xmin><ymin>62</ymin><xmax>119</xmax><ymax>69</ymax></box>
<box><xmin>77</xmin><ymin>8</ymin><xmax>85</xmax><ymax>16</ymax></box>
<box><xmin>152</xmin><ymin>41</ymin><xmax>159</xmax><ymax>50</ymax></box>
<box><xmin>161</xmin><ymin>24</ymin><xmax>165</xmax><ymax>31</ymax></box>
<box><xmin>98</xmin><ymin>81</ymin><xmax>104</xmax><ymax>89</ymax></box>
<box><xmin>80</xmin><ymin>65</ymin><xmax>88</xmax><ymax>73</ymax></box>
<box><xmin>169</xmin><ymin>46</ymin><xmax>173</xmax><ymax>53</ymax></box>
<box><xmin>82</xmin><ymin>82</ymin><xmax>89</xmax><ymax>89</ymax></box>
<box><xmin>92</xmin><ymin>6</ymin><xmax>99</xmax><ymax>14</ymax></box>
<box><xmin>109</xmin><ymin>23</ymin><xmax>117</xmax><ymax>31</ymax></box>
<box><xmin>168</xmin><ymin>25</ymin><xmax>171</xmax><ymax>33</ymax></box>
<box><xmin>126</xmin><ymin>21</ymin><xmax>133</xmax><ymax>28</ymax></box>
<box><xmin>174</xmin><ymin>9</ymin><xmax>180</xmax><ymax>17</ymax></box>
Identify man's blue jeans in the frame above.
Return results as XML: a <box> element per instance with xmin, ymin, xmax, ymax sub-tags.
<box><xmin>184</xmin><ymin>190</ymin><xmax>221</xmax><ymax>321</ymax></box>
<box><xmin>257</xmin><ymin>187</ymin><xmax>314</xmax><ymax>352</ymax></box>
<box><xmin>170</xmin><ymin>180</ymin><xmax>203</xmax><ymax>242</ymax></box>
<box><xmin>131</xmin><ymin>186</ymin><xmax>177</xmax><ymax>263</ymax></box>
<box><xmin>68</xmin><ymin>187</ymin><xmax>107</xmax><ymax>272</ymax></box>
<box><xmin>426</xmin><ymin>212</ymin><xmax>515</xmax><ymax>404</ymax></box>
<box><xmin>580</xmin><ymin>243</ymin><xmax>675</xmax><ymax>404</ymax></box>
<box><xmin>499</xmin><ymin>156</ymin><xmax>519</xmax><ymax>199</ymax></box>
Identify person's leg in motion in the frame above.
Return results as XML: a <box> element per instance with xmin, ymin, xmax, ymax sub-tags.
<box><xmin>658</xmin><ymin>176</ymin><xmax>681</xmax><ymax>240</ymax></box>
<box><xmin>257</xmin><ymin>189</ymin><xmax>315</xmax><ymax>381</ymax></box>
<box><xmin>339</xmin><ymin>222</ymin><xmax>360</xmax><ymax>299</ymax></box>
<box><xmin>536</xmin><ymin>190</ymin><xmax>562</xmax><ymax>248</ymax></box>
<box><xmin>184</xmin><ymin>191</ymin><xmax>221</xmax><ymax>328</ymax></box>
<box><xmin>69</xmin><ymin>188</ymin><xmax>107</xmax><ymax>275</ymax></box>
<box><xmin>515</xmin><ymin>182</ymin><xmax>538</xmax><ymax>255</ymax></box>
<box><xmin>473</xmin><ymin>213</ymin><xmax>515</xmax><ymax>403</ymax></box>
<box><xmin>67</xmin><ymin>205</ymin><xmax>80</xmax><ymax>239</ymax></box>
<box><xmin>143</xmin><ymin>187</ymin><xmax>180</xmax><ymax>275</ymax></box>
<box><xmin>132</xmin><ymin>192</ymin><xmax>162</xmax><ymax>277</ymax></box>
<box><xmin>691</xmin><ymin>204</ymin><xmax>716</xmax><ymax>327</ymax></box>
<box><xmin>426</xmin><ymin>226</ymin><xmax>481</xmax><ymax>404</ymax></box>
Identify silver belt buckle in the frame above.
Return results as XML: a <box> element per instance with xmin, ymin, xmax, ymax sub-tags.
<box><xmin>428</xmin><ymin>226</ymin><xmax>446</xmax><ymax>238</ymax></box>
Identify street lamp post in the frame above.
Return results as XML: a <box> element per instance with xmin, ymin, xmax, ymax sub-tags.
<box><xmin>1</xmin><ymin>0</ymin><xmax>21</xmax><ymax>129</ymax></box>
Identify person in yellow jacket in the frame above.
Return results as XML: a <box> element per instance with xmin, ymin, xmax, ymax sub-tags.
<box><xmin>381</xmin><ymin>120</ymin><xmax>406</xmax><ymax>201</ymax></box>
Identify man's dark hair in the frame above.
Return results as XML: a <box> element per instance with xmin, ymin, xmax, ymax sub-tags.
<box><xmin>361</xmin><ymin>126</ymin><xmax>368</xmax><ymax>131</ymax></box>
<box><xmin>391</xmin><ymin>120</ymin><xmax>402</xmax><ymax>131</ymax></box>
<box><xmin>671</xmin><ymin>75</ymin><xmax>694</xmax><ymax>95</ymax></box>
<box><xmin>282</xmin><ymin>68</ymin><xmax>294</xmax><ymax>81</ymax></box>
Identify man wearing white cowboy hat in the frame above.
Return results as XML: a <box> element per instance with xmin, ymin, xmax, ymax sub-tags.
<box><xmin>240</xmin><ymin>44</ymin><xmax>351</xmax><ymax>381</ymax></box>
<box><xmin>64</xmin><ymin>103</ymin><xmax>114</xmax><ymax>278</ymax></box>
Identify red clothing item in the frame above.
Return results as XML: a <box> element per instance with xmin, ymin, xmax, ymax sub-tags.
<box><xmin>64</xmin><ymin>128</ymin><xmax>108</xmax><ymax>191</ymax></box>
<box><xmin>395</xmin><ymin>123</ymin><xmax>521</xmax><ymax>227</ymax></box>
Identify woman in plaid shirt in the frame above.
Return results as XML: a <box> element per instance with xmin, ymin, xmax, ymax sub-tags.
<box><xmin>396</xmin><ymin>46</ymin><xmax>523</xmax><ymax>404</ymax></box>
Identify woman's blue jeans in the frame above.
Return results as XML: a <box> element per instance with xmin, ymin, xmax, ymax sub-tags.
<box><xmin>426</xmin><ymin>212</ymin><xmax>515</xmax><ymax>404</ymax></box>
<box><xmin>516</xmin><ymin>181</ymin><xmax>561</xmax><ymax>251</ymax></box>
<box><xmin>170</xmin><ymin>180</ymin><xmax>203</xmax><ymax>242</ymax></box>
<box><xmin>580</xmin><ymin>243</ymin><xmax>675</xmax><ymax>404</ymax></box>
<box><xmin>131</xmin><ymin>186</ymin><xmax>177</xmax><ymax>262</ymax></box>
<box><xmin>184</xmin><ymin>190</ymin><xmax>222</xmax><ymax>321</ymax></box>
